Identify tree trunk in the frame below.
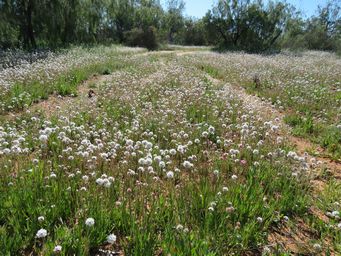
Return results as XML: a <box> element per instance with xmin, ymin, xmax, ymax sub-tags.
<box><xmin>217</xmin><ymin>26</ymin><xmax>229</xmax><ymax>45</ymax></box>
<box><xmin>26</xmin><ymin>0</ymin><xmax>36</xmax><ymax>48</ymax></box>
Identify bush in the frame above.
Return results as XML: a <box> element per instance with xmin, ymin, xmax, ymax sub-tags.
<box><xmin>0</xmin><ymin>22</ymin><xmax>19</xmax><ymax>49</ymax></box>
<box><xmin>124</xmin><ymin>26</ymin><xmax>158</xmax><ymax>51</ymax></box>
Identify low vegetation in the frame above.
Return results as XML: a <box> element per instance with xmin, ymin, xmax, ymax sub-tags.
<box><xmin>0</xmin><ymin>0</ymin><xmax>340</xmax><ymax>255</ymax></box>
<box><xmin>0</xmin><ymin>46</ymin><xmax>145</xmax><ymax>114</ymax></box>
<box><xmin>186</xmin><ymin>51</ymin><xmax>341</xmax><ymax>159</ymax></box>
<box><xmin>0</xmin><ymin>46</ymin><xmax>340</xmax><ymax>255</ymax></box>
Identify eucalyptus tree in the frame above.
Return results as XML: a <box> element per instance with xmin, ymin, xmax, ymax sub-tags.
<box><xmin>204</xmin><ymin>0</ymin><xmax>290</xmax><ymax>52</ymax></box>
<box><xmin>163</xmin><ymin>0</ymin><xmax>185</xmax><ymax>43</ymax></box>
<box><xmin>304</xmin><ymin>0</ymin><xmax>340</xmax><ymax>51</ymax></box>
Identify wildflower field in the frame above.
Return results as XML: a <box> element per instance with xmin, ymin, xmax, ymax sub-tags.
<box><xmin>0</xmin><ymin>46</ymin><xmax>340</xmax><ymax>255</ymax></box>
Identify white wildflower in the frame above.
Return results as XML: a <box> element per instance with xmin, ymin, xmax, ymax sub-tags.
<box><xmin>85</xmin><ymin>218</ymin><xmax>95</xmax><ymax>227</ymax></box>
<box><xmin>107</xmin><ymin>234</ymin><xmax>117</xmax><ymax>244</ymax></box>
<box><xmin>53</xmin><ymin>245</ymin><xmax>62</xmax><ymax>253</ymax></box>
<box><xmin>36</xmin><ymin>228</ymin><xmax>47</xmax><ymax>238</ymax></box>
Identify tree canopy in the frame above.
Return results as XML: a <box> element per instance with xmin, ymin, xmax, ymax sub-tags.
<box><xmin>0</xmin><ymin>0</ymin><xmax>340</xmax><ymax>53</ymax></box>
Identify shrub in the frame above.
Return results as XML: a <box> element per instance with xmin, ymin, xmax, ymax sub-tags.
<box><xmin>124</xmin><ymin>26</ymin><xmax>158</xmax><ymax>51</ymax></box>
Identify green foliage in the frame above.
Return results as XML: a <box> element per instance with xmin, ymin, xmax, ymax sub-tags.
<box><xmin>307</xmin><ymin>181</ymin><xmax>341</xmax><ymax>251</ymax></box>
<box><xmin>280</xmin><ymin>0</ymin><xmax>341</xmax><ymax>52</ymax></box>
<box><xmin>124</xmin><ymin>26</ymin><xmax>159</xmax><ymax>50</ymax></box>
<box><xmin>163</xmin><ymin>0</ymin><xmax>186</xmax><ymax>43</ymax></box>
<box><xmin>284</xmin><ymin>114</ymin><xmax>316</xmax><ymax>135</ymax></box>
<box><xmin>284</xmin><ymin>114</ymin><xmax>341</xmax><ymax>159</ymax></box>
<box><xmin>0</xmin><ymin>0</ymin><xmax>167</xmax><ymax>49</ymax></box>
<box><xmin>319</xmin><ymin>127</ymin><xmax>341</xmax><ymax>158</ymax></box>
<box><xmin>0</xmin><ymin>46</ymin><xmax>138</xmax><ymax>114</ymax></box>
<box><xmin>0</xmin><ymin>0</ymin><xmax>192</xmax><ymax>50</ymax></box>
<box><xmin>181</xmin><ymin>19</ymin><xmax>208</xmax><ymax>45</ymax></box>
<box><xmin>204</xmin><ymin>0</ymin><xmax>289</xmax><ymax>53</ymax></box>
<box><xmin>0</xmin><ymin>19</ymin><xmax>19</xmax><ymax>48</ymax></box>
<box><xmin>199</xmin><ymin>65</ymin><xmax>224</xmax><ymax>80</ymax></box>
<box><xmin>1</xmin><ymin>0</ymin><xmax>339</xmax><ymax>53</ymax></box>
<box><xmin>204</xmin><ymin>0</ymin><xmax>340</xmax><ymax>53</ymax></box>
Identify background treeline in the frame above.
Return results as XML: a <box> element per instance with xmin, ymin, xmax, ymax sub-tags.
<box><xmin>0</xmin><ymin>0</ymin><xmax>340</xmax><ymax>53</ymax></box>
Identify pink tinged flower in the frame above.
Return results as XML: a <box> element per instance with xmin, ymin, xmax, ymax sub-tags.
<box><xmin>53</xmin><ymin>245</ymin><xmax>62</xmax><ymax>253</ymax></box>
<box><xmin>226</xmin><ymin>206</ymin><xmax>235</xmax><ymax>213</ymax></box>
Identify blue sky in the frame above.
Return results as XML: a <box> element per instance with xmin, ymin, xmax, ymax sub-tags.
<box><xmin>164</xmin><ymin>0</ymin><xmax>329</xmax><ymax>18</ymax></box>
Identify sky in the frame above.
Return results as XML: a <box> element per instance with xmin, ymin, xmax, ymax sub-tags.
<box><xmin>168</xmin><ymin>0</ymin><xmax>329</xmax><ymax>19</ymax></box>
